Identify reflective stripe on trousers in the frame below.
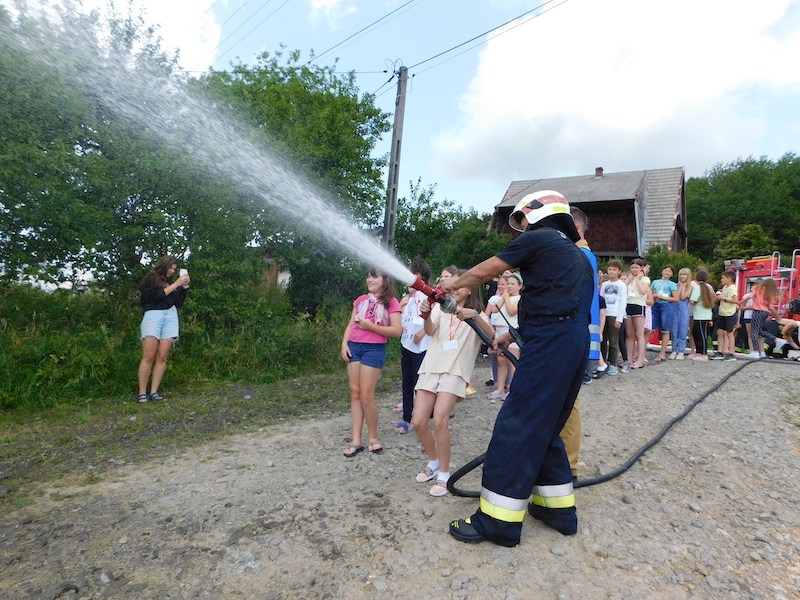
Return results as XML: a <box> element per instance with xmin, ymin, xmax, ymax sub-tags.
<box><xmin>589</xmin><ymin>322</ymin><xmax>602</xmax><ymax>357</ymax></box>
<box><xmin>531</xmin><ymin>482</ymin><xmax>576</xmax><ymax>509</ymax></box>
<box><xmin>479</xmin><ymin>489</ymin><xmax>529</xmax><ymax>523</ymax></box>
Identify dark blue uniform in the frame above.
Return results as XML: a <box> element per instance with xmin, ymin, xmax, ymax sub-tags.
<box><xmin>453</xmin><ymin>216</ymin><xmax>594</xmax><ymax>547</ymax></box>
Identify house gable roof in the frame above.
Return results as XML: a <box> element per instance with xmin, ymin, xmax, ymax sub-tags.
<box><xmin>497</xmin><ymin>170</ymin><xmax>647</xmax><ymax>208</ymax></box>
<box><xmin>495</xmin><ymin>167</ymin><xmax>685</xmax><ymax>254</ymax></box>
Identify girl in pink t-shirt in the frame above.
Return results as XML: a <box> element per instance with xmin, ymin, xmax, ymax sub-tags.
<box><xmin>341</xmin><ymin>268</ymin><xmax>402</xmax><ymax>457</ymax></box>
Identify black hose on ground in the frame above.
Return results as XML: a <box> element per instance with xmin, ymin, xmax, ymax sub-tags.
<box><xmin>447</xmin><ymin>355</ymin><xmax>794</xmax><ymax>497</ymax></box>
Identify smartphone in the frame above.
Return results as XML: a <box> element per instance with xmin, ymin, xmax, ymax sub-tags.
<box><xmin>180</xmin><ymin>269</ymin><xmax>188</xmax><ymax>278</ymax></box>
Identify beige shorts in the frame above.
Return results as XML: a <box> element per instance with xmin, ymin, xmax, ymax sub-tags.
<box><xmin>415</xmin><ymin>372</ymin><xmax>467</xmax><ymax>399</ymax></box>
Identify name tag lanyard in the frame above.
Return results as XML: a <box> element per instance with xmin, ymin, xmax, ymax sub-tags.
<box><xmin>443</xmin><ymin>314</ymin><xmax>462</xmax><ymax>351</ymax></box>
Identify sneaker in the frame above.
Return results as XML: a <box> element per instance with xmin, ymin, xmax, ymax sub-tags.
<box><xmin>747</xmin><ymin>351</ymin><xmax>761</xmax><ymax>360</ymax></box>
<box><xmin>709</xmin><ymin>351</ymin><xmax>724</xmax><ymax>360</ymax></box>
<box><xmin>620</xmin><ymin>363</ymin><xmax>630</xmax><ymax>373</ymax></box>
<box><xmin>607</xmin><ymin>365</ymin><xmax>618</xmax><ymax>375</ymax></box>
<box><xmin>676</xmin><ymin>353</ymin><xmax>685</xmax><ymax>360</ymax></box>
<box><xmin>485</xmin><ymin>379</ymin><xmax>495</xmax><ymax>387</ymax></box>
<box><xmin>668</xmin><ymin>352</ymin><xmax>677</xmax><ymax>360</ymax></box>
<box><xmin>582</xmin><ymin>374</ymin><xmax>592</xmax><ymax>384</ymax></box>
<box><xmin>723</xmin><ymin>353</ymin><xmax>736</xmax><ymax>361</ymax></box>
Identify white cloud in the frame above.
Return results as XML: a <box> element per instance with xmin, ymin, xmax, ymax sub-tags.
<box><xmin>432</xmin><ymin>0</ymin><xmax>800</xmax><ymax>181</ymax></box>
<box><xmin>65</xmin><ymin>0</ymin><xmax>222</xmax><ymax>72</ymax></box>
<box><xmin>309</xmin><ymin>0</ymin><xmax>357</xmax><ymax>29</ymax></box>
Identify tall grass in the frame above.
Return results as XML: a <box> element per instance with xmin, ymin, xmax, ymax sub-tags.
<box><xmin>0</xmin><ymin>283</ymin><xmax>381</xmax><ymax>409</ymax></box>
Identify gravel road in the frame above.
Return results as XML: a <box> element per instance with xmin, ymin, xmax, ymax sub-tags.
<box><xmin>1</xmin><ymin>354</ymin><xmax>800</xmax><ymax>600</ymax></box>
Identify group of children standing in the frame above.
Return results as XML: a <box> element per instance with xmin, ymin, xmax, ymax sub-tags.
<box><xmin>597</xmin><ymin>260</ymin><xmax>790</xmax><ymax>371</ymax></box>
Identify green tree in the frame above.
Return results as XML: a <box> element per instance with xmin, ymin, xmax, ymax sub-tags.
<box><xmin>1</xmin><ymin>2</ymin><xmax>395</xmax><ymax>319</ymax></box>
<box><xmin>644</xmin><ymin>245</ymin><xmax>701</xmax><ymax>280</ymax></box>
<box><xmin>199</xmin><ymin>50</ymin><xmax>391</xmax><ymax>229</ymax></box>
<box><xmin>394</xmin><ymin>179</ymin><xmax>511</xmax><ymax>272</ymax></box>
<box><xmin>0</xmin><ymin>1</ymin><xmax>190</xmax><ymax>284</ymax></box>
<box><xmin>712</xmin><ymin>224</ymin><xmax>777</xmax><ymax>270</ymax></box>
<box><xmin>687</xmin><ymin>154</ymin><xmax>800</xmax><ymax>261</ymax></box>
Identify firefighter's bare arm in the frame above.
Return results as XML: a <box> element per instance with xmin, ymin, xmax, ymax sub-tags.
<box><xmin>448</xmin><ymin>256</ymin><xmax>512</xmax><ymax>291</ymax></box>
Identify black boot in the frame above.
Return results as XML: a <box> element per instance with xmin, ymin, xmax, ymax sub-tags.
<box><xmin>449</xmin><ymin>518</ymin><xmax>485</xmax><ymax>544</ymax></box>
<box><xmin>527</xmin><ymin>504</ymin><xmax>578</xmax><ymax>535</ymax></box>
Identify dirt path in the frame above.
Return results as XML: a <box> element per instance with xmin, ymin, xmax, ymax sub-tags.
<box><xmin>2</xmin><ymin>356</ymin><xmax>800</xmax><ymax>599</ymax></box>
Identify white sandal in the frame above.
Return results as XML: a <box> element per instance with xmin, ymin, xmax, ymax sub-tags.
<box><xmin>430</xmin><ymin>479</ymin><xmax>449</xmax><ymax>496</ymax></box>
<box><xmin>416</xmin><ymin>467</ymin><xmax>439</xmax><ymax>483</ymax></box>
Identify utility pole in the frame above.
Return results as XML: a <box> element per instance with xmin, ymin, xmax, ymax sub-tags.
<box><xmin>382</xmin><ymin>66</ymin><xmax>408</xmax><ymax>249</ymax></box>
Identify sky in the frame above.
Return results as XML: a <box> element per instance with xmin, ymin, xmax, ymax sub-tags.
<box><xmin>34</xmin><ymin>0</ymin><xmax>800</xmax><ymax>214</ymax></box>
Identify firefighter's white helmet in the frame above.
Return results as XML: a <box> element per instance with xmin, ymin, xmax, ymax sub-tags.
<box><xmin>508</xmin><ymin>190</ymin><xmax>570</xmax><ymax>232</ymax></box>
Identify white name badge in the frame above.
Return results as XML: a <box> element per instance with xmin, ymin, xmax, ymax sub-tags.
<box><xmin>443</xmin><ymin>340</ymin><xmax>460</xmax><ymax>351</ymax></box>
<box><xmin>412</xmin><ymin>316</ymin><xmax>424</xmax><ymax>325</ymax></box>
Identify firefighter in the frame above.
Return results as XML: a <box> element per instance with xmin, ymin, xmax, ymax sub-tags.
<box><xmin>445</xmin><ymin>190</ymin><xmax>594</xmax><ymax>547</ymax></box>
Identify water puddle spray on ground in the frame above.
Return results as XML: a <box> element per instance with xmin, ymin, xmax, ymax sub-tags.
<box><xmin>1</xmin><ymin>2</ymin><xmax>415</xmax><ymax>284</ymax></box>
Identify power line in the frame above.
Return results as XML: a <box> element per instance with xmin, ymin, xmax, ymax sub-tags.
<box><xmin>214</xmin><ymin>0</ymin><xmax>294</xmax><ymax>65</ymax></box>
<box><xmin>408</xmin><ymin>0</ymin><xmax>568</xmax><ymax>71</ymax></box>
<box><xmin>188</xmin><ymin>0</ymin><xmax>293</xmax><ymax>72</ymax></box>
<box><xmin>304</xmin><ymin>0</ymin><xmax>424</xmax><ymax>67</ymax></box>
<box><xmin>216</xmin><ymin>0</ymin><xmax>261</xmax><ymax>31</ymax></box>
<box><xmin>412</xmin><ymin>0</ymin><xmax>569</xmax><ymax>76</ymax></box>
<box><xmin>181</xmin><ymin>68</ymin><xmax>388</xmax><ymax>76</ymax></box>
<box><xmin>187</xmin><ymin>0</ymin><xmax>223</xmax><ymax>33</ymax></box>
<box><xmin>371</xmin><ymin>60</ymin><xmax>401</xmax><ymax>96</ymax></box>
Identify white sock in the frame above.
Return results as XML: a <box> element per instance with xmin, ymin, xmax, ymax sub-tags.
<box><xmin>437</xmin><ymin>471</ymin><xmax>450</xmax><ymax>483</ymax></box>
<box><xmin>427</xmin><ymin>460</ymin><xmax>440</xmax><ymax>472</ymax></box>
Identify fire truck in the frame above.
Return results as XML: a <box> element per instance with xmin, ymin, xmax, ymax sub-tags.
<box><xmin>724</xmin><ymin>251</ymin><xmax>800</xmax><ymax>316</ymax></box>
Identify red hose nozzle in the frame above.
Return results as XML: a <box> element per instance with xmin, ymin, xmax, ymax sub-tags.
<box><xmin>409</xmin><ymin>276</ymin><xmax>458</xmax><ymax>314</ymax></box>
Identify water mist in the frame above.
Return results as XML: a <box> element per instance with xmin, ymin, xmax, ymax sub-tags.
<box><xmin>1</xmin><ymin>2</ymin><xmax>416</xmax><ymax>285</ymax></box>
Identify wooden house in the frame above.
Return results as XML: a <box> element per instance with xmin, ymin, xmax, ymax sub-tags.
<box><xmin>489</xmin><ymin>167</ymin><xmax>687</xmax><ymax>258</ymax></box>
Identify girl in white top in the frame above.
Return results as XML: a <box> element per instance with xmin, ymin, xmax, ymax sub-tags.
<box><xmin>625</xmin><ymin>259</ymin><xmax>651</xmax><ymax>369</ymax></box>
<box><xmin>396</xmin><ymin>256</ymin><xmax>434</xmax><ymax>433</ymax></box>
<box><xmin>412</xmin><ymin>272</ymin><xmax>494</xmax><ymax>497</ymax></box>
<box><xmin>484</xmin><ymin>276</ymin><xmax>508</xmax><ymax>394</ymax></box>
<box><xmin>491</xmin><ymin>272</ymin><xmax>522</xmax><ymax>400</ymax></box>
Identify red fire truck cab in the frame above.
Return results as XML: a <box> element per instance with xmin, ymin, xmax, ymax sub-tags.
<box><xmin>725</xmin><ymin>250</ymin><xmax>800</xmax><ymax>317</ymax></box>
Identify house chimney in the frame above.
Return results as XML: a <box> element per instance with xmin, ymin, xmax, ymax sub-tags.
<box><xmin>595</xmin><ymin>167</ymin><xmax>604</xmax><ymax>178</ymax></box>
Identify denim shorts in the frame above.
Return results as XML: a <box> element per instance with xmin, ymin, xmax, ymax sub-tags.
<box><xmin>141</xmin><ymin>307</ymin><xmax>179</xmax><ymax>340</ymax></box>
<box><xmin>651</xmin><ymin>302</ymin><xmax>674</xmax><ymax>333</ymax></box>
<box><xmin>348</xmin><ymin>341</ymin><xmax>387</xmax><ymax>369</ymax></box>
